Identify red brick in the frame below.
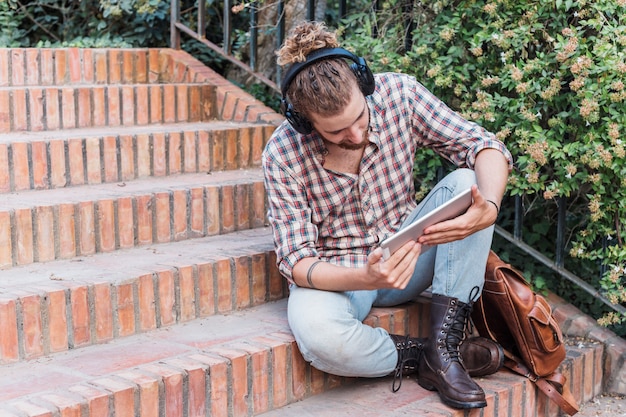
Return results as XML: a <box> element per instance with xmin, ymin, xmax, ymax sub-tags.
<box><xmin>116</xmin><ymin>197</ymin><xmax>134</xmax><ymax>249</ymax></box>
<box><xmin>183</xmin><ymin>130</ymin><xmax>197</xmax><ymax>173</ymax></box>
<box><xmin>189</xmin><ymin>84</ymin><xmax>201</xmax><ymax>120</ymax></box>
<box><xmin>115</xmin><ymin>370</ymin><xmax>159</xmax><ymax>417</ymax></box>
<box><xmin>136</xmin><ymin>85</ymin><xmax>149</xmax><ymax>125</ymax></box>
<box><xmin>0</xmin><ymin>90</ymin><xmax>9</xmax><ymax>131</ymax></box>
<box><xmin>12</xmin><ymin>89</ymin><xmax>28</xmax><ymax>131</ymax></box>
<box><xmin>163</xmin><ymin>84</ymin><xmax>176</xmax><ymax>123</ymax></box>
<box><xmin>40</xmin><ymin>49</ymin><xmax>55</xmax><ymax>85</ymax></box>
<box><xmin>81</xmin><ymin>49</ymin><xmax>94</xmax><ymax>83</ymax></box>
<box><xmin>68</xmin><ymin>48</ymin><xmax>81</xmax><ymax>83</ymax></box>
<box><xmin>46</xmin><ymin>287</ymin><xmax>69</xmax><ymax>352</ymax></box>
<box><xmin>94</xmin><ymin>50</ymin><xmax>108</xmax><ymax>84</ymax></box>
<box><xmin>157</xmin><ymin>269</ymin><xmax>176</xmax><ymax>326</ymax></box>
<box><xmin>268</xmin><ymin>252</ymin><xmax>284</xmax><ymax>300</ymax></box>
<box><xmin>251</xmin><ymin>253</ymin><xmax>267</xmax><ymax>305</ymax></box>
<box><xmin>251</xmin><ymin>181</ymin><xmax>266</xmax><ymax>228</ymax></box>
<box><xmin>238</xmin><ymin>127</ymin><xmax>252</xmax><ymax>167</ymax></box>
<box><xmin>48</xmin><ymin>139</ymin><xmax>66</xmax><ymax>188</ymax></box>
<box><xmin>221</xmin><ymin>185</ymin><xmax>235</xmax><ymax>233</ymax></box>
<box><xmin>231</xmin><ymin>342</ymin><xmax>270</xmax><ymax>414</ymax></box>
<box><xmin>172</xmin><ymin>189</ymin><xmax>187</xmax><ymax>241</ymax></box>
<box><xmin>189</xmin><ymin>354</ymin><xmax>229</xmax><ymax>417</ymax></box>
<box><xmin>107</xmin><ymin>86</ymin><xmax>121</xmax><ymax>126</ymax></box>
<box><xmin>221</xmin><ymin>91</ymin><xmax>238</xmax><ymax>121</ymax></box>
<box><xmin>20</xmin><ymin>293</ymin><xmax>44</xmax><ymax>357</ymax></box>
<box><xmin>215</xmin><ymin>259</ymin><xmax>233</xmax><ymax>313</ymax></box>
<box><xmin>118</xmin><ymin>134</ymin><xmax>135</xmax><ymax>181</ymax></box>
<box><xmin>136</xmin><ymin>133</ymin><xmax>151</xmax><ymax>177</ymax></box>
<box><xmin>11</xmin><ymin>141</ymin><xmax>30</xmax><ymax>191</ymax></box>
<box><xmin>57</xmin><ymin>203</ymin><xmax>77</xmax><ymax>259</ymax></box>
<box><xmin>141</xmin><ymin>363</ymin><xmax>185</xmax><ymax>417</ymax></box>
<box><xmin>149</xmin><ymin>85</ymin><xmax>163</xmax><ymax>123</ymax></box>
<box><xmin>211</xmin><ymin>130</ymin><xmax>225</xmax><ymax>171</ymax></box>
<box><xmin>168</xmin><ymin>131</ymin><xmax>182</xmax><ymax>174</ymax></box>
<box><xmin>28</xmin><ymin>88</ymin><xmax>45</xmax><ymax>131</ymax></box>
<box><xmin>8</xmin><ymin>400</ymin><xmax>54</xmax><ymax>417</ymax></box>
<box><xmin>10</xmin><ymin>49</ymin><xmax>25</xmax><ymax>85</ymax></box>
<box><xmin>31</xmin><ymin>141</ymin><xmax>48</xmax><ymax>189</ymax></box>
<box><xmin>138</xmin><ymin>273</ymin><xmax>157</xmax><ymax>332</ymax></box>
<box><xmin>0</xmin><ymin>50</ymin><xmax>9</xmax><ymax>86</ymax></box>
<box><xmin>122</xmin><ymin>50</ymin><xmax>135</xmax><ymax>83</ymax></box>
<box><xmin>69</xmin><ymin>285</ymin><xmax>91</xmax><ymax>347</ymax></box>
<box><xmin>0</xmin><ymin>144</ymin><xmax>8</xmax><ymax>192</ymax></box>
<box><xmin>254</xmin><ymin>335</ymin><xmax>290</xmax><ymax>407</ymax></box>
<box><xmin>211</xmin><ymin>348</ymin><xmax>250</xmax><ymax>417</ymax></box>
<box><xmin>152</xmin><ymin>132</ymin><xmax>167</xmax><ymax>176</ymax></box>
<box><xmin>61</xmin><ymin>87</ymin><xmax>76</xmax><ymax>129</ymax></box>
<box><xmin>196</xmin><ymin>262</ymin><xmax>216</xmax><ymax>316</ymax></box>
<box><xmin>116</xmin><ymin>283</ymin><xmax>135</xmax><ymax>337</ymax></box>
<box><xmin>0</xmin><ymin>297</ymin><xmax>19</xmax><ymax>362</ymax></box>
<box><xmin>234</xmin><ymin>256</ymin><xmax>251</xmax><ymax>309</ymax></box>
<box><xmin>85</xmin><ymin>137</ymin><xmax>102</xmax><ymax>184</ymax></box>
<box><xmin>176</xmin><ymin>85</ymin><xmax>188</xmax><ymax>122</ymax></box>
<box><xmin>67</xmin><ymin>384</ymin><xmax>110</xmax><ymax>417</ymax></box>
<box><xmin>135</xmin><ymin>194</ymin><xmax>153</xmax><ymax>245</ymax></box>
<box><xmin>102</xmin><ymin>135</ymin><xmax>118</xmax><ymax>183</ymax></box>
<box><xmin>63</xmin><ymin>138</ymin><xmax>82</xmax><ymax>184</ymax></box>
<box><xmin>121</xmin><ymin>85</ymin><xmax>135</xmax><ymax>126</ymax></box>
<box><xmin>236</xmin><ymin>183</ymin><xmax>250</xmax><ymax>230</ymax></box>
<box><xmin>78</xmin><ymin>201</ymin><xmax>96</xmax><ymax>256</ymax></box>
<box><xmin>34</xmin><ymin>205</ymin><xmax>55</xmax><ymax>262</ymax></box>
<box><xmin>201</xmin><ymin>85</ymin><xmax>214</xmax><ymax>120</ymax></box>
<box><xmin>77</xmin><ymin>88</ymin><xmax>92</xmax><ymax>128</ymax></box>
<box><xmin>91</xmin><ymin>377</ymin><xmax>135</xmax><ymax>416</ymax></box>
<box><xmin>39</xmin><ymin>392</ymin><xmax>82</xmax><ymax>417</ymax></box>
<box><xmin>108</xmin><ymin>50</ymin><xmax>122</xmax><ymax>83</ymax></box>
<box><xmin>97</xmin><ymin>199</ymin><xmax>115</xmax><ymax>252</ymax></box>
<box><xmin>14</xmin><ymin>208</ymin><xmax>34</xmax><ymax>265</ymax></box>
<box><xmin>93</xmin><ymin>283</ymin><xmax>113</xmax><ymax>342</ymax></box>
<box><xmin>135</xmin><ymin>50</ymin><xmax>148</xmax><ymax>83</ymax></box>
<box><xmin>148</xmin><ymin>50</ymin><xmax>160</xmax><ymax>82</ymax></box>
<box><xmin>154</xmin><ymin>192</ymin><xmax>171</xmax><ymax>243</ymax></box>
<box><xmin>45</xmin><ymin>88</ymin><xmax>61</xmax><ymax>130</ymax></box>
<box><xmin>197</xmin><ymin>130</ymin><xmax>210</xmax><ymax>173</ymax></box>
<box><xmin>178</xmin><ymin>265</ymin><xmax>196</xmax><ymax>322</ymax></box>
<box><xmin>189</xmin><ymin>187</ymin><xmax>204</xmax><ymax>237</ymax></box>
<box><xmin>92</xmin><ymin>86</ymin><xmax>106</xmax><ymax>127</ymax></box>
<box><xmin>205</xmin><ymin>186</ymin><xmax>220</xmax><ymax>236</ymax></box>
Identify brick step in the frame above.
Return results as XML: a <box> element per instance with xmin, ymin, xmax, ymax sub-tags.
<box><xmin>0</xmin><ymin>296</ymin><xmax>603</xmax><ymax>417</ymax></box>
<box><xmin>0</xmin><ymin>168</ymin><xmax>267</xmax><ymax>268</ymax></box>
<box><xmin>0</xmin><ymin>297</ymin><xmax>430</xmax><ymax>416</ymax></box>
<box><xmin>0</xmin><ymin>121</ymin><xmax>273</xmax><ymax>192</ymax></box>
<box><xmin>0</xmin><ymin>82</ymin><xmax>216</xmax><ymax>133</ymax></box>
<box><xmin>0</xmin><ymin>227</ymin><xmax>282</xmax><ymax>363</ymax></box>
<box><xmin>0</xmin><ymin>48</ymin><xmax>192</xmax><ymax>87</ymax></box>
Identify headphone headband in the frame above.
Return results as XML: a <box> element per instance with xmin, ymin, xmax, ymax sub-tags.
<box><xmin>281</xmin><ymin>47</ymin><xmax>364</xmax><ymax>95</ymax></box>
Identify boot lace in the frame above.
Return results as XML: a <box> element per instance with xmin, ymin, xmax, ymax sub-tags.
<box><xmin>445</xmin><ymin>287</ymin><xmax>479</xmax><ymax>363</ymax></box>
<box><xmin>392</xmin><ymin>335</ymin><xmax>422</xmax><ymax>392</ymax></box>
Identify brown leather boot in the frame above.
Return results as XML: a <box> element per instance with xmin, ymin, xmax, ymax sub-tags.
<box><xmin>390</xmin><ymin>334</ymin><xmax>421</xmax><ymax>392</ymax></box>
<box><xmin>417</xmin><ymin>294</ymin><xmax>487</xmax><ymax>409</ymax></box>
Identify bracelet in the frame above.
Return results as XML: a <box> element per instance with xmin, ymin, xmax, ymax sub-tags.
<box><xmin>486</xmin><ymin>199</ymin><xmax>500</xmax><ymax>215</ymax></box>
<box><xmin>306</xmin><ymin>260</ymin><xmax>323</xmax><ymax>289</ymax></box>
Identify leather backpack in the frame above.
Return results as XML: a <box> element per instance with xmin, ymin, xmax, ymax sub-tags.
<box><xmin>471</xmin><ymin>251</ymin><xmax>579</xmax><ymax>415</ymax></box>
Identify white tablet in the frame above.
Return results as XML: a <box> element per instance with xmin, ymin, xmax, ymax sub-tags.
<box><xmin>379</xmin><ymin>188</ymin><xmax>473</xmax><ymax>260</ymax></box>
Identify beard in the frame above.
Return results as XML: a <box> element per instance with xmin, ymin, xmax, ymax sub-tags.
<box><xmin>333</xmin><ymin>129</ymin><xmax>369</xmax><ymax>150</ymax></box>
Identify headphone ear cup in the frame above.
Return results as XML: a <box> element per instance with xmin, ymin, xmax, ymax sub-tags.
<box><xmin>281</xmin><ymin>99</ymin><xmax>313</xmax><ymax>135</ymax></box>
<box><xmin>351</xmin><ymin>57</ymin><xmax>376</xmax><ymax>96</ymax></box>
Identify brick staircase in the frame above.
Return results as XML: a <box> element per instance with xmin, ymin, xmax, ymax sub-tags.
<box><xmin>0</xmin><ymin>47</ymin><xmax>620</xmax><ymax>417</ymax></box>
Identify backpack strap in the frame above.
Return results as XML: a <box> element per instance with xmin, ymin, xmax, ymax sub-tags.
<box><xmin>504</xmin><ymin>358</ymin><xmax>579</xmax><ymax>415</ymax></box>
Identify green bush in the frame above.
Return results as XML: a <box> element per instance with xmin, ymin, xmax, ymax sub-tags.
<box><xmin>341</xmin><ymin>0</ymin><xmax>626</xmax><ymax>329</ymax></box>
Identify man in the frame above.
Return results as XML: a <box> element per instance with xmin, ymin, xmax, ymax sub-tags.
<box><xmin>262</xmin><ymin>21</ymin><xmax>513</xmax><ymax>409</ymax></box>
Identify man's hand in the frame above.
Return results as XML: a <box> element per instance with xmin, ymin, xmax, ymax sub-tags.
<box><xmin>363</xmin><ymin>241</ymin><xmax>422</xmax><ymax>290</ymax></box>
<box><xmin>417</xmin><ymin>185</ymin><xmax>498</xmax><ymax>247</ymax></box>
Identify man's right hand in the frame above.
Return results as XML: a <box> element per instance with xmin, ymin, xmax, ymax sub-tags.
<box><xmin>364</xmin><ymin>241</ymin><xmax>421</xmax><ymax>290</ymax></box>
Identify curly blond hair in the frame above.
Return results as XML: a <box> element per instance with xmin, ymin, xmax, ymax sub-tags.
<box><xmin>278</xmin><ymin>21</ymin><xmax>359</xmax><ymax>121</ymax></box>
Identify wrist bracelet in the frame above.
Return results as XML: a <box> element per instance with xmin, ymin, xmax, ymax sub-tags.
<box><xmin>306</xmin><ymin>260</ymin><xmax>323</xmax><ymax>289</ymax></box>
<box><xmin>486</xmin><ymin>199</ymin><xmax>500</xmax><ymax>214</ymax></box>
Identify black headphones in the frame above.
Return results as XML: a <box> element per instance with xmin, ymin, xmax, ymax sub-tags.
<box><xmin>280</xmin><ymin>47</ymin><xmax>376</xmax><ymax>135</ymax></box>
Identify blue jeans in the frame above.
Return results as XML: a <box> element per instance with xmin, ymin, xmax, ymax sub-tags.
<box><xmin>287</xmin><ymin>169</ymin><xmax>494</xmax><ymax>377</ymax></box>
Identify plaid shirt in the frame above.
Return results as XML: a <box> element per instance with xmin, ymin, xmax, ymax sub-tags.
<box><xmin>263</xmin><ymin>72</ymin><xmax>512</xmax><ymax>282</ymax></box>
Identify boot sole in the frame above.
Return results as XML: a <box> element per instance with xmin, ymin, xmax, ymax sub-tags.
<box><xmin>417</xmin><ymin>379</ymin><xmax>487</xmax><ymax>409</ymax></box>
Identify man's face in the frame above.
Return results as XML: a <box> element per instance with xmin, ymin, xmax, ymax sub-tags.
<box><xmin>309</xmin><ymin>84</ymin><xmax>369</xmax><ymax>150</ymax></box>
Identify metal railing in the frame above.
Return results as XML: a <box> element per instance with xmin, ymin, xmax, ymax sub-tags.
<box><xmin>169</xmin><ymin>1</ymin><xmax>624</xmax><ymax>317</ymax></box>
